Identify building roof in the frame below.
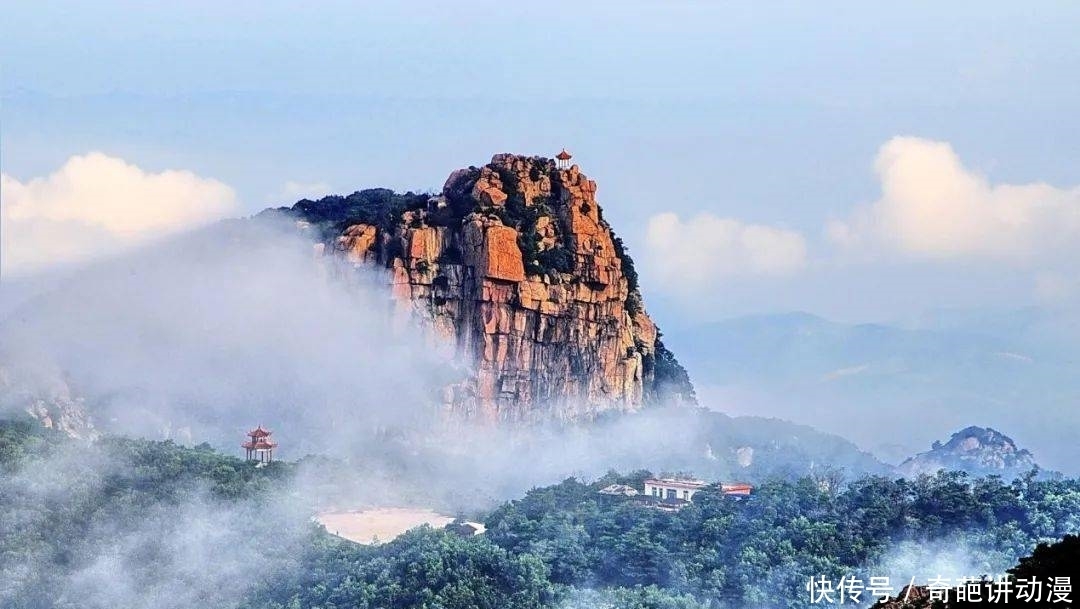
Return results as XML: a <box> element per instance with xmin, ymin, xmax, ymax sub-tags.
<box><xmin>555</xmin><ymin>149</ymin><xmax>572</xmax><ymax>160</ymax></box>
<box><xmin>721</xmin><ymin>483</ymin><xmax>753</xmax><ymax>496</ymax></box>
<box><xmin>645</xmin><ymin>477</ymin><xmax>708</xmax><ymax>490</ymax></box>
<box><xmin>248</xmin><ymin>426</ymin><xmax>272</xmax><ymax>438</ymax></box>
<box><xmin>445</xmin><ymin>521</ymin><xmax>487</xmax><ymax>536</ymax></box>
<box><xmin>242</xmin><ymin>440</ymin><xmax>277</xmax><ymax>450</ymax></box>
<box><xmin>598</xmin><ymin>484</ymin><xmax>640</xmax><ymax>496</ymax></box>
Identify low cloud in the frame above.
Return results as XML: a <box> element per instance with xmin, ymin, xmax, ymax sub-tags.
<box><xmin>828</xmin><ymin>136</ymin><xmax>1080</xmax><ymax>262</ymax></box>
<box><xmin>644</xmin><ymin>212</ymin><xmax>807</xmax><ymax>291</ymax></box>
<box><xmin>280</xmin><ymin>180</ymin><xmax>332</xmax><ymax>201</ymax></box>
<box><xmin>1</xmin><ymin>152</ymin><xmax>238</xmax><ymax>276</ymax></box>
<box><xmin>0</xmin><ymin>219</ymin><xmax>442</xmax><ymax>451</ymax></box>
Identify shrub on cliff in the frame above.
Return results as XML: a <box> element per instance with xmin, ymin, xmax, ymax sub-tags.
<box><xmin>611</xmin><ymin>235</ymin><xmax>639</xmax><ymax>294</ymax></box>
<box><xmin>289</xmin><ymin>188</ymin><xmax>429</xmax><ymax>234</ymax></box>
<box><xmin>647</xmin><ymin>338</ymin><xmax>697</xmax><ymax>405</ymax></box>
<box><xmin>493</xmin><ymin>192</ymin><xmax>555</xmax><ymax>277</ymax></box>
<box><xmin>536</xmin><ymin>246</ymin><xmax>575</xmax><ymax>274</ymax></box>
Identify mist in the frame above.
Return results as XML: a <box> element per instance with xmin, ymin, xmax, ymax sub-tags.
<box><xmin>868</xmin><ymin>537</ymin><xmax>1015</xmax><ymax>591</ymax></box>
<box><xmin>1</xmin><ymin>214</ymin><xmax>890</xmax><ymax>515</ymax></box>
<box><xmin>0</xmin><ymin>214</ymin><xmax>946</xmax><ymax>609</ymax></box>
<box><xmin>0</xmin><ymin>429</ymin><xmax>313</xmax><ymax>608</ymax></box>
<box><xmin>1</xmin><ymin>216</ymin><xmax>451</xmax><ymax>454</ymax></box>
<box><xmin>0</xmin><ymin>215</ymin><xmax>453</xmax><ymax>606</ymax></box>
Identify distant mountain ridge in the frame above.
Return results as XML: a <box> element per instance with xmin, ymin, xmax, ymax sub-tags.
<box><xmin>665</xmin><ymin>311</ymin><xmax>1080</xmax><ymax>474</ymax></box>
<box><xmin>899</xmin><ymin>426</ymin><xmax>1039</xmax><ymax>478</ymax></box>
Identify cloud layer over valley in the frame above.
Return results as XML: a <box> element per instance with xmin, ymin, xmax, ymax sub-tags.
<box><xmin>0</xmin><ymin>217</ymin><xmax>445</xmax><ymax>453</ymax></box>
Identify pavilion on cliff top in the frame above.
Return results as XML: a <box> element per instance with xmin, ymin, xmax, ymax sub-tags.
<box><xmin>556</xmin><ymin>148</ymin><xmax>572</xmax><ymax>169</ymax></box>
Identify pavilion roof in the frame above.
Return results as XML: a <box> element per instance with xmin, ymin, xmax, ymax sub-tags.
<box><xmin>248</xmin><ymin>425</ymin><xmax>272</xmax><ymax>437</ymax></box>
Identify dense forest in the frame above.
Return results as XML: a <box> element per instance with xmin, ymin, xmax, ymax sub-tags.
<box><xmin>482</xmin><ymin>470</ymin><xmax>1080</xmax><ymax>607</ymax></box>
<box><xmin>2</xmin><ymin>417</ymin><xmax>1078</xmax><ymax>609</ymax></box>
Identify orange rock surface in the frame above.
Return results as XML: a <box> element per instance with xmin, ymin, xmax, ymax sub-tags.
<box><xmin>323</xmin><ymin>154</ymin><xmax>670</xmax><ymax>422</ymax></box>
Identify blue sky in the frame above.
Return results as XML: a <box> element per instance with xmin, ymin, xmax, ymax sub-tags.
<box><xmin>3</xmin><ymin>1</ymin><xmax>1080</xmax><ymax>324</ymax></box>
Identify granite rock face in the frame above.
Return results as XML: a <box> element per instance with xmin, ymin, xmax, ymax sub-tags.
<box><xmin>898</xmin><ymin>426</ymin><xmax>1038</xmax><ymax>478</ymax></box>
<box><xmin>0</xmin><ymin>367</ymin><xmax>97</xmax><ymax>439</ymax></box>
<box><xmin>312</xmin><ymin>154</ymin><xmax>694</xmax><ymax>421</ymax></box>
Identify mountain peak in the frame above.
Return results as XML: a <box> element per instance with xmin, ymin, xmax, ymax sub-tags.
<box><xmin>287</xmin><ymin>153</ymin><xmax>695</xmax><ymax>421</ymax></box>
<box><xmin>899</xmin><ymin>425</ymin><xmax>1037</xmax><ymax>478</ymax></box>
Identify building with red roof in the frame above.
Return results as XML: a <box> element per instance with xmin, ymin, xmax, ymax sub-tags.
<box><xmin>242</xmin><ymin>426</ymin><xmax>277</xmax><ymax>463</ymax></box>
<box><xmin>556</xmin><ymin>148</ymin><xmax>573</xmax><ymax>169</ymax></box>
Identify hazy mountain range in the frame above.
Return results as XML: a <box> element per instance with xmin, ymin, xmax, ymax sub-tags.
<box><xmin>666</xmin><ymin>310</ymin><xmax>1080</xmax><ymax>474</ymax></box>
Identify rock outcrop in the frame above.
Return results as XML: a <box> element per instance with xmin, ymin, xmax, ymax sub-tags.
<box><xmin>291</xmin><ymin>154</ymin><xmax>695</xmax><ymax>422</ymax></box>
<box><xmin>898</xmin><ymin>426</ymin><xmax>1038</xmax><ymax>478</ymax></box>
<box><xmin>0</xmin><ymin>366</ymin><xmax>97</xmax><ymax>439</ymax></box>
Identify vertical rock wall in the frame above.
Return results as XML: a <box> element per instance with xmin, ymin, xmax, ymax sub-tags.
<box><xmin>329</xmin><ymin>154</ymin><xmax>672</xmax><ymax>422</ymax></box>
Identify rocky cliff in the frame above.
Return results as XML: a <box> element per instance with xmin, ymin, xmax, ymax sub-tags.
<box><xmin>0</xmin><ymin>366</ymin><xmax>97</xmax><ymax>439</ymax></box>
<box><xmin>284</xmin><ymin>153</ymin><xmax>695</xmax><ymax>422</ymax></box>
<box><xmin>898</xmin><ymin>426</ymin><xmax>1038</xmax><ymax>478</ymax></box>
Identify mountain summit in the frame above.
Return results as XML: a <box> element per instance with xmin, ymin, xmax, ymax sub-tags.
<box><xmin>283</xmin><ymin>153</ymin><xmax>695</xmax><ymax>421</ymax></box>
<box><xmin>898</xmin><ymin>425</ymin><xmax>1038</xmax><ymax>478</ymax></box>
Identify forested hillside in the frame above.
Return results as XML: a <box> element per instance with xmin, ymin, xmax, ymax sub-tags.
<box><xmin>3</xmin><ymin>418</ymin><xmax>1079</xmax><ymax>609</ymax></box>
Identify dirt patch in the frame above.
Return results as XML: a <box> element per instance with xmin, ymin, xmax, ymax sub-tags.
<box><xmin>315</xmin><ymin>507</ymin><xmax>454</xmax><ymax>545</ymax></box>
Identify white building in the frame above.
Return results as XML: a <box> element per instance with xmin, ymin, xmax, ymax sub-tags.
<box><xmin>644</xmin><ymin>477</ymin><xmax>708</xmax><ymax>502</ymax></box>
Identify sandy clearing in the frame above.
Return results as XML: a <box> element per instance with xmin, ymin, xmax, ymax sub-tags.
<box><xmin>315</xmin><ymin>507</ymin><xmax>455</xmax><ymax>545</ymax></box>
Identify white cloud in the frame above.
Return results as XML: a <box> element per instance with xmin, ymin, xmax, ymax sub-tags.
<box><xmin>645</xmin><ymin>212</ymin><xmax>807</xmax><ymax>290</ymax></box>
<box><xmin>2</xmin><ymin>152</ymin><xmax>238</xmax><ymax>276</ymax></box>
<box><xmin>829</xmin><ymin>136</ymin><xmax>1080</xmax><ymax>262</ymax></box>
<box><xmin>280</xmin><ymin>180</ymin><xmax>332</xmax><ymax>201</ymax></box>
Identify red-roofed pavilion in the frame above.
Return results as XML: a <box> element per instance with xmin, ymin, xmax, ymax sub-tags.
<box><xmin>242</xmin><ymin>426</ymin><xmax>277</xmax><ymax>463</ymax></box>
<box><xmin>556</xmin><ymin>148</ymin><xmax>572</xmax><ymax>169</ymax></box>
